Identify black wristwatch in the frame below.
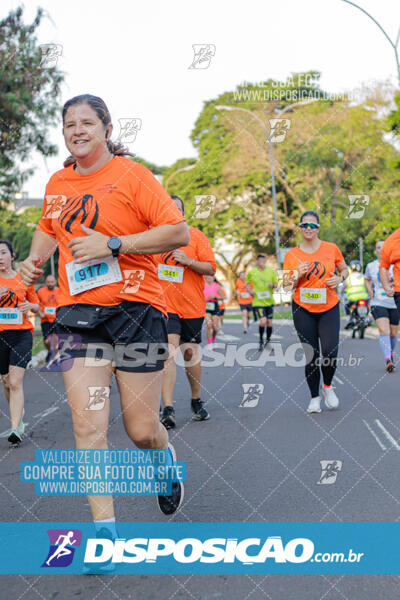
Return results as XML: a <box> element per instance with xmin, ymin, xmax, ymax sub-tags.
<box><xmin>107</xmin><ymin>236</ymin><xmax>122</xmax><ymax>258</ymax></box>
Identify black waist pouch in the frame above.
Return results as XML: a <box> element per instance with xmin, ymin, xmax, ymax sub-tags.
<box><xmin>55</xmin><ymin>304</ymin><xmax>120</xmax><ymax>329</ymax></box>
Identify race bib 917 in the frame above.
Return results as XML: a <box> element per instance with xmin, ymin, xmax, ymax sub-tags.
<box><xmin>65</xmin><ymin>256</ymin><xmax>122</xmax><ymax>296</ymax></box>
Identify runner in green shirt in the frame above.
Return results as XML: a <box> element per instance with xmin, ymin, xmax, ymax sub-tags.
<box><xmin>246</xmin><ymin>254</ymin><xmax>278</xmax><ymax>351</ymax></box>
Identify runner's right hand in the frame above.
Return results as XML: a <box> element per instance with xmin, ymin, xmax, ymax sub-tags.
<box><xmin>298</xmin><ymin>261</ymin><xmax>309</xmax><ymax>277</ymax></box>
<box><xmin>19</xmin><ymin>255</ymin><xmax>44</xmax><ymax>286</ymax></box>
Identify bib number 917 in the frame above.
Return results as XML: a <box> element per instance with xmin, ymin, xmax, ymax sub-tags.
<box><xmin>75</xmin><ymin>262</ymin><xmax>108</xmax><ymax>282</ymax></box>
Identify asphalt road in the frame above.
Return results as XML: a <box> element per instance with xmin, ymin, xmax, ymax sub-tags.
<box><xmin>2</xmin><ymin>315</ymin><xmax>400</xmax><ymax>599</ymax></box>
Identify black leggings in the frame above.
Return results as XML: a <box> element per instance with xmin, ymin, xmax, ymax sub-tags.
<box><xmin>292</xmin><ymin>300</ymin><xmax>340</xmax><ymax>398</ymax></box>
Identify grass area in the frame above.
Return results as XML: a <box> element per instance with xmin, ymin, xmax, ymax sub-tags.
<box><xmin>32</xmin><ymin>332</ymin><xmax>46</xmax><ymax>356</ymax></box>
<box><xmin>225</xmin><ymin>311</ymin><xmax>292</xmax><ymax>320</ymax></box>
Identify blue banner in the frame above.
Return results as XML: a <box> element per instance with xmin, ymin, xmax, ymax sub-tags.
<box><xmin>0</xmin><ymin>522</ymin><xmax>398</xmax><ymax>574</ymax></box>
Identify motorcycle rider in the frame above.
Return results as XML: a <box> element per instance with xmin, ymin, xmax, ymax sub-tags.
<box><xmin>344</xmin><ymin>260</ymin><xmax>369</xmax><ymax>327</ymax></box>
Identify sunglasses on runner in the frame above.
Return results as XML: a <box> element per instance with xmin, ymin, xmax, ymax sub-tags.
<box><xmin>299</xmin><ymin>222</ymin><xmax>320</xmax><ymax>230</ymax></box>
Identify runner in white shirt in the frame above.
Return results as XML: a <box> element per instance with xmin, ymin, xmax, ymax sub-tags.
<box><xmin>365</xmin><ymin>240</ymin><xmax>399</xmax><ymax>372</ymax></box>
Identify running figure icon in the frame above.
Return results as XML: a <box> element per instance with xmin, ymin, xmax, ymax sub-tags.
<box><xmin>45</xmin><ymin>531</ymin><xmax>77</xmax><ymax>566</ymax></box>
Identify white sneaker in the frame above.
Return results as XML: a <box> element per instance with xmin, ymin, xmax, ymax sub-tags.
<box><xmin>321</xmin><ymin>386</ymin><xmax>339</xmax><ymax>409</ymax></box>
<box><xmin>307</xmin><ymin>396</ymin><xmax>321</xmax><ymax>413</ymax></box>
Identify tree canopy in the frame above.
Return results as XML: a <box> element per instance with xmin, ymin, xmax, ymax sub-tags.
<box><xmin>0</xmin><ymin>6</ymin><xmax>63</xmax><ymax>205</ymax></box>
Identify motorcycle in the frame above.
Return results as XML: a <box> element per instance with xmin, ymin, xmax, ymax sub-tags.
<box><xmin>345</xmin><ymin>299</ymin><xmax>372</xmax><ymax>339</ymax></box>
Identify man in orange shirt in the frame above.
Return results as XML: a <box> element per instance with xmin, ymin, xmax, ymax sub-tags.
<box><xmin>380</xmin><ymin>228</ymin><xmax>400</xmax><ymax>315</ymax></box>
<box><xmin>235</xmin><ymin>271</ymin><xmax>252</xmax><ymax>333</ymax></box>
<box><xmin>37</xmin><ymin>274</ymin><xmax>60</xmax><ymax>355</ymax></box>
<box><xmin>156</xmin><ymin>195</ymin><xmax>217</xmax><ymax>429</ymax></box>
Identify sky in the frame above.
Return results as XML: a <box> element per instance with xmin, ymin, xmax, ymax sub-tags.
<box><xmin>2</xmin><ymin>0</ymin><xmax>400</xmax><ymax>198</ymax></box>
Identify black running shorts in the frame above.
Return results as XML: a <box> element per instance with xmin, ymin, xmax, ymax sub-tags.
<box><xmin>252</xmin><ymin>306</ymin><xmax>274</xmax><ymax>320</ymax></box>
<box><xmin>41</xmin><ymin>320</ymin><xmax>57</xmax><ymax>340</ymax></box>
<box><xmin>371</xmin><ymin>305</ymin><xmax>399</xmax><ymax>325</ymax></box>
<box><xmin>0</xmin><ymin>330</ymin><xmax>33</xmax><ymax>374</ymax></box>
<box><xmin>239</xmin><ymin>303</ymin><xmax>252</xmax><ymax>312</ymax></box>
<box><xmin>53</xmin><ymin>301</ymin><xmax>168</xmax><ymax>373</ymax></box>
<box><xmin>167</xmin><ymin>313</ymin><xmax>204</xmax><ymax>344</ymax></box>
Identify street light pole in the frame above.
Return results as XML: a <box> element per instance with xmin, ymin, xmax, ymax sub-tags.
<box><xmin>341</xmin><ymin>0</ymin><xmax>400</xmax><ymax>87</ymax></box>
<box><xmin>164</xmin><ymin>163</ymin><xmax>197</xmax><ymax>192</ymax></box>
<box><xmin>266</xmin><ymin>99</ymin><xmax>320</xmax><ymax>267</ymax></box>
<box><xmin>216</xmin><ymin>100</ymin><xmax>319</xmax><ymax>268</ymax></box>
<box><xmin>215</xmin><ymin>105</ymin><xmax>282</xmax><ymax>266</ymax></box>
<box><xmin>267</xmin><ymin>136</ymin><xmax>281</xmax><ymax>268</ymax></box>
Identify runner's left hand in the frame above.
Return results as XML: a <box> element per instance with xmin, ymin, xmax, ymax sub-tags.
<box><xmin>172</xmin><ymin>250</ymin><xmax>190</xmax><ymax>265</ymax></box>
<box><xmin>68</xmin><ymin>225</ymin><xmax>112</xmax><ymax>263</ymax></box>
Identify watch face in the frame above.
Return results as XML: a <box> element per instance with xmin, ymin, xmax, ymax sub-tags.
<box><xmin>108</xmin><ymin>237</ymin><xmax>121</xmax><ymax>251</ymax></box>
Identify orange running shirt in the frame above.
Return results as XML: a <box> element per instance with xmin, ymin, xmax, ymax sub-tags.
<box><xmin>155</xmin><ymin>226</ymin><xmax>216</xmax><ymax>319</ymax></box>
<box><xmin>218</xmin><ymin>287</ymin><xmax>226</xmax><ymax>310</ymax></box>
<box><xmin>380</xmin><ymin>228</ymin><xmax>400</xmax><ymax>291</ymax></box>
<box><xmin>36</xmin><ymin>157</ymin><xmax>185</xmax><ymax>316</ymax></box>
<box><xmin>283</xmin><ymin>241</ymin><xmax>344</xmax><ymax>313</ymax></box>
<box><xmin>235</xmin><ymin>279</ymin><xmax>252</xmax><ymax>305</ymax></box>
<box><xmin>37</xmin><ymin>286</ymin><xmax>60</xmax><ymax>323</ymax></box>
<box><xmin>0</xmin><ymin>273</ymin><xmax>39</xmax><ymax>332</ymax></box>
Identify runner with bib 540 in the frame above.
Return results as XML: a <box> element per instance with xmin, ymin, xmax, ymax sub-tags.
<box><xmin>283</xmin><ymin>211</ymin><xmax>348</xmax><ymax>414</ymax></box>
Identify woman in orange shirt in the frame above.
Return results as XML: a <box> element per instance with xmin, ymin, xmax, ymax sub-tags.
<box><xmin>283</xmin><ymin>211</ymin><xmax>348</xmax><ymax>414</ymax></box>
<box><xmin>19</xmin><ymin>94</ymin><xmax>189</xmax><ymax>568</ymax></box>
<box><xmin>0</xmin><ymin>240</ymin><xmax>39</xmax><ymax>444</ymax></box>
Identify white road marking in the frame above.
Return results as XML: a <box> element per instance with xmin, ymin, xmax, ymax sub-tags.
<box><xmin>216</xmin><ymin>334</ymin><xmax>241</xmax><ymax>342</ymax></box>
<box><xmin>362</xmin><ymin>419</ymin><xmax>387</xmax><ymax>451</ymax></box>
<box><xmin>334</xmin><ymin>376</ymin><xmax>344</xmax><ymax>385</ymax></box>
<box><xmin>33</xmin><ymin>406</ymin><xmax>59</xmax><ymax>419</ymax></box>
<box><xmin>251</xmin><ymin>334</ymin><xmax>284</xmax><ymax>340</ymax></box>
<box><xmin>375</xmin><ymin>419</ymin><xmax>400</xmax><ymax>451</ymax></box>
<box><xmin>0</xmin><ymin>404</ymin><xmax>61</xmax><ymax>437</ymax></box>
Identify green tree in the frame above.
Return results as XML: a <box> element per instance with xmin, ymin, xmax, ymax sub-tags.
<box><xmin>166</xmin><ymin>76</ymin><xmax>400</xmax><ymax>299</ymax></box>
<box><xmin>0</xmin><ymin>6</ymin><xmax>63</xmax><ymax>204</ymax></box>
